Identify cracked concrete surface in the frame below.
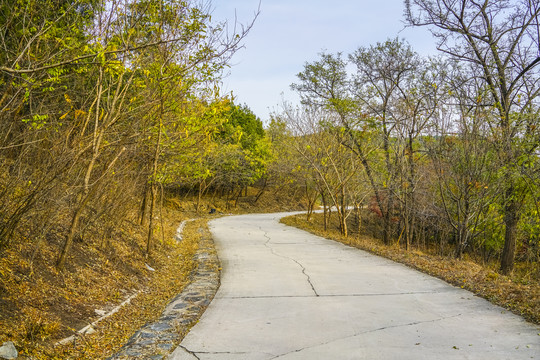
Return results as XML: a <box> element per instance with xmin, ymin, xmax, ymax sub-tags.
<box><xmin>261</xmin><ymin>226</ymin><xmax>319</xmax><ymax>297</ymax></box>
<box><xmin>169</xmin><ymin>213</ymin><xmax>540</xmax><ymax>359</ymax></box>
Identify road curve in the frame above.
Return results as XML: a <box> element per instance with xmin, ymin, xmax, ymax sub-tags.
<box><xmin>169</xmin><ymin>212</ymin><xmax>539</xmax><ymax>359</ymax></box>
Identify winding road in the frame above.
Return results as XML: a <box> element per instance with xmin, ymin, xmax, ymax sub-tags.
<box><xmin>170</xmin><ymin>212</ymin><xmax>539</xmax><ymax>359</ymax></box>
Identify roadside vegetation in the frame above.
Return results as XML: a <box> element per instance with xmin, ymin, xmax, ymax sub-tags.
<box><xmin>0</xmin><ymin>191</ymin><xmax>302</xmax><ymax>360</ymax></box>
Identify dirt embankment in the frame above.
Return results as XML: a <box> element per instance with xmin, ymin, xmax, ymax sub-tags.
<box><xmin>0</xmin><ymin>206</ymin><xmax>206</xmax><ymax>359</ymax></box>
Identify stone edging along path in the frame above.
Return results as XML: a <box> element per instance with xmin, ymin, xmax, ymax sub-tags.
<box><xmin>109</xmin><ymin>221</ymin><xmax>220</xmax><ymax>360</ymax></box>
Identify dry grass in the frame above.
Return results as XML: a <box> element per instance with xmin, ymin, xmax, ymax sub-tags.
<box><xmin>0</xmin><ymin>207</ymin><xmax>206</xmax><ymax>359</ymax></box>
<box><xmin>281</xmin><ymin>213</ymin><xmax>540</xmax><ymax>325</ymax></box>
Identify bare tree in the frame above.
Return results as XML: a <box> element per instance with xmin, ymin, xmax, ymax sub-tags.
<box><xmin>426</xmin><ymin>68</ymin><xmax>500</xmax><ymax>258</ymax></box>
<box><xmin>285</xmin><ymin>105</ymin><xmax>363</xmax><ymax>236</ymax></box>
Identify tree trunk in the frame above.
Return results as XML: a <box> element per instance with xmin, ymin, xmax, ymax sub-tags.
<box><xmin>500</xmin><ymin>194</ymin><xmax>520</xmax><ymax>274</ymax></box>
<box><xmin>57</xmin><ymin>191</ymin><xmax>92</xmax><ymax>271</ymax></box>
<box><xmin>196</xmin><ymin>180</ymin><xmax>204</xmax><ymax>214</ymax></box>
<box><xmin>406</xmin><ymin>135</ymin><xmax>416</xmax><ymax>249</ymax></box>
<box><xmin>405</xmin><ymin>216</ymin><xmax>410</xmax><ymax>251</ymax></box>
<box><xmin>355</xmin><ymin>204</ymin><xmax>361</xmax><ymax>238</ymax></box>
<box><xmin>159</xmin><ymin>183</ymin><xmax>165</xmax><ymax>244</ymax></box>
<box><xmin>382</xmin><ymin>205</ymin><xmax>392</xmax><ymax>245</ymax></box>
<box><xmin>139</xmin><ymin>183</ymin><xmax>149</xmax><ymax>226</ymax></box>
<box><xmin>454</xmin><ymin>224</ymin><xmax>468</xmax><ymax>260</ymax></box>
<box><xmin>146</xmin><ymin>182</ymin><xmax>157</xmax><ymax>256</ymax></box>
<box><xmin>57</xmin><ymin>144</ymin><xmax>125</xmax><ymax>270</ymax></box>
<box><xmin>306</xmin><ymin>192</ymin><xmax>317</xmax><ymax>221</ymax></box>
<box><xmin>341</xmin><ymin>118</ymin><xmax>387</xmax><ymax>242</ymax></box>
<box><xmin>339</xmin><ymin>210</ymin><xmax>348</xmax><ymax>237</ymax></box>
<box><xmin>254</xmin><ymin>178</ymin><xmax>267</xmax><ymax>203</ymax></box>
<box><xmin>340</xmin><ymin>187</ymin><xmax>347</xmax><ymax>237</ymax></box>
<box><xmin>234</xmin><ymin>187</ymin><xmax>242</xmax><ymax>208</ymax></box>
<box><xmin>322</xmin><ymin>192</ymin><xmax>328</xmax><ymax>231</ymax></box>
<box><xmin>306</xmin><ymin>205</ymin><xmax>313</xmax><ymax>221</ymax></box>
<box><xmin>147</xmin><ymin>96</ymin><xmax>163</xmax><ymax>257</ymax></box>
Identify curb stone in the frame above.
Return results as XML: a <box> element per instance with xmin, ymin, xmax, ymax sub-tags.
<box><xmin>109</xmin><ymin>226</ymin><xmax>220</xmax><ymax>360</ymax></box>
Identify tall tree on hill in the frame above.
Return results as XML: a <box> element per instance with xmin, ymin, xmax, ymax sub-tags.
<box><xmin>349</xmin><ymin>38</ymin><xmax>444</xmax><ymax>248</ymax></box>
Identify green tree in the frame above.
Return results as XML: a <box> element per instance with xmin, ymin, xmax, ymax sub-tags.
<box><xmin>212</xmin><ymin>103</ymin><xmax>271</xmax><ymax>205</ymax></box>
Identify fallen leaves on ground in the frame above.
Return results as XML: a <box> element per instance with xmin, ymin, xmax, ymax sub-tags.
<box><xmin>0</xmin><ymin>208</ymin><xmax>210</xmax><ymax>359</ymax></box>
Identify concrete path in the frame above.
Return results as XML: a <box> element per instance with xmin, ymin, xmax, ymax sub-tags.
<box><xmin>169</xmin><ymin>213</ymin><xmax>539</xmax><ymax>359</ymax></box>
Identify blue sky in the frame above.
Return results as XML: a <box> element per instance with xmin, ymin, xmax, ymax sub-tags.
<box><xmin>211</xmin><ymin>0</ymin><xmax>438</xmax><ymax>122</ymax></box>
